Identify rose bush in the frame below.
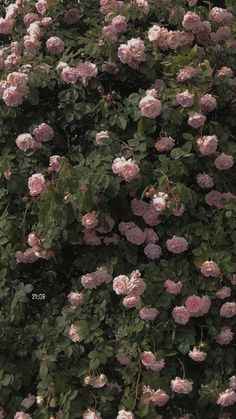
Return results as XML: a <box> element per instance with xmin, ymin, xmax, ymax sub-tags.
<box><xmin>0</xmin><ymin>0</ymin><xmax>236</xmax><ymax>418</ymax></box>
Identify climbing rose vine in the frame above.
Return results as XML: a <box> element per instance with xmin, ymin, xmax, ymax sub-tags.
<box><xmin>0</xmin><ymin>0</ymin><xmax>236</xmax><ymax>418</ymax></box>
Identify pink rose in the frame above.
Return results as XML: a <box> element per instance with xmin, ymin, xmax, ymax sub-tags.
<box><xmin>69</xmin><ymin>324</ymin><xmax>83</xmax><ymax>342</ymax></box>
<box><xmin>118</xmin><ymin>37</ymin><xmax>145</xmax><ymax>69</ymax></box>
<box><xmin>215</xmin><ymin>153</ymin><xmax>234</xmax><ymax>170</ymax></box>
<box><xmin>182</xmin><ymin>12</ymin><xmax>201</xmax><ymax>32</ymax></box>
<box><xmin>139</xmin><ymin>307</ymin><xmax>159</xmax><ymax>320</ymax></box>
<box><xmin>177</xmin><ymin>66</ymin><xmax>200</xmax><ymax>82</ymax></box>
<box><xmin>113</xmin><ymin>275</ymin><xmax>129</xmax><ymax>295</ymax></box>
<box><xmin>16</xmin><ymin>133</ymin><xmax>38</xmax><ymax>151</ymax></box>
<box><xmin>176</xmin><ymin>90</ymin><xmax>194</xmax><ymax>107</ymax></box>
<box><xmin>172</xmin><ymin>306</ymin><xmax>190</xmax><ymax>324</ymax></box>
<box><xmin>46</xmin><ymin>36</ymin><xmax>65</xmax><ymax>54</ymax></box>
<box><xmin>2</xmin><ymin>87</ymin><xmax>23</xmax><ymax>107</ymax></box>
<box><xmin>83</xmin><ymin>409</ymin><xmax>102</xmax><ymax>419</ymax></box>
<box><xmin>199</xmin><ymin>94</ymin><xmax>217</xmax><ymax>112</ymax></box>
<box><xmin>111</xmin><ymin>15</ymin><xmax>127</xmax><ymax>33</ymax></box>
<box><xmin>28</xmin><ymin>173</ymin><xmax>46</xmax><ymax>196</ymax></box>
<box><xmin>116</xmin><ymin>411</ymin><xmax>134</xmax><ymax>419</ymax></box>
<box><xmin>81</xmin><ymin>211</ymin><xmax>98</xmax><ymax>230</ymax></box>
<box><xmin>49</xmin><ymin>155</ymin><xmax>61</xmax><ymax>173</ymax></box>
<box><xmin>152</xmin><ymin>192</ymin><xmax>168</xmax><ymax>212</ymax></box>
<box><xmin>220</xmin><ymin>302</ymin><xmax>236</xmax><ymax>318</ymax></box>
<box><xmin>188</xmin><ymin>113</ymin><xmax>206</xmax><ymax>129</ymax></box>
<box><xmin>67</xmin><ymin>292</ymin><xmax>84</xmax><ymax>309</ymax></box>
<box><xmin>229</xmin><ymin>376</ymin><xmax>236</xmax><ymax>391</ymax></box>
<box><xmin>185</xmin><ymin>295</ymin><xmax>202</xmax><ymax>314</ymax></box>
<box><xmin>139</xmin><ymin>95</ymin><xmax>161</xmax><ymax>118</ymax></box>
<box><xmin>217</xmin><ymin>389</ymin><xmax>236</xmax><ymax>407</ymax></box>
<box><xmin>196</xmin><ymin>173</ymin><xmax>214</xmax><ymax>189</ymax></box>
<box><xmin>208</xmin><ymin>7</ymin><xmax>233</xmax><ymax>26</ymax></box>
<box><xmin>112</xmin><ymin>157</ymin><xmax>140</xmax><ymax>182</ymax></box>
<box><xmin>64</xmin><ymin>8</ymin><xmax>80</xmax><ymax>25</ymax></box>
<box><xmin>95</xmin><ymin>130</ymin><xmax>109</xmax><ymax>146</ymax></box>
<box><xmin>61</xmin><ymin>66</ymin><xmax>78</xmax><ymax>84</ymax></box>
<box><xmin>14</xmin><ymin>414</ymin><xmax>31</xmax><ymax>419</ymax></box>
<box><xmin>123</xmin><ymin>295</ymin><xmax>141</xmax><ymax>308</ymax></box>
<box><xmin>215</xmin><ymin>66</ymin><xmax>233</xmax><ymax>79</ymax></box>
<box><xmin>21</xmin><ymin>394</ymin><xmax>35</xmax><ymax>409</ymax></box>
<box><xmin>141</xmin><ymin>351</ymin><xmax>156</xmax><ymax>368</ymax></box>
<box><xmin>33</xmin><ymin>123</ymin><xmax>54</xmax><ymax>142</ymax></box>
<box><xmin>189</xmin><ymin>348</ymin><xmax>207</xmax><ymax>362</ymax></box>
<box><xmin>125</xmin><ymin>226</ymin><xmax>146</xmax><ymax>245</ymax></box>
<box><xmin>116</xmin><ymin>351</ymin><xmax>131</xmax><ymax>365</ymax></box>
<box><xmin>171</xmin><ymin>377</ymin><xmax>193</xmax><ymax>394</ymax></box>
<box><xmin>166</xmin><ymin>235</ymin><xmax>188</xmax><ymax>254</ymax></box>
<box><xmin>144</xmin><ymin>243</ymin><xmax>162</xmax><ymax>259</ymax></box>
<box><xmin>200</xmin><ymin>260</ymin><xmax>221</xmax><ymax>277</ymax></box>
<box><xmin>151</xmin><ymin>389</ymin><xmax>169</xmax><ymax>406</ymax></box>
<box><xmin>216</xmin><ymin>286</ymin><xmax>231</xmax><ymax>299</ymax></box>
<box><xmin>164</xmin><ymin>279</ymin><xmax>182</xmax><ymax>295</ymax></box>
<box><xmin>196</xmin><ymin>135</ymin><xmax>218</xmax><ymax>155</ymax></box>
<box><xmin>154</xmin><ymin>136</ymin><xmax>175</xmax><ymax>152</ymax></box>
<box><xmin>216</xmin><ymin>327</ymin><xmax>234</xmax><ymax>345</ymax></box>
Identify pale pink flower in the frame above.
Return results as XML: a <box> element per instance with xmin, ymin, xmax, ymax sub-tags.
<box><xmin>196</xmin><ymin>173</ymin><xmax>214</xmax><ymax>189</ymax></box>
<box><xmin>67</xmin><ymin>292</ymin><xmax>84</xmax><ymax>309</ymax></box>
<box><xmin>123</xmin><ymin>295</ymin><xmax>141</xmax><ymax>308</ymax></box>
<box><xmin>164</xmin><ymin>279</ymin><xmax>182</xmax><ymax>295</ymax></box>
<box><xmin>113</xmin><ymin>275</ymin><xmax>129</xmax><ymax>295</ymax></box>
<box><xmin>127</xmin><ymin>272</ymin><xmax>146</xmax><ymax>296</ymax></box>
<box><xmin>144</xmin><ymin>228</ymin><xmax>159</xmax><ymax>243</ymax></box>
<box><xmin>200</xmin><ymin>261</ymin><xmax>221</xmax><ymax>277</ymax></box>
<box><xmin>81</xmin><ymin>211</ymin><xmax>98</xmax><ymax>230</ymax></box>
<box><xmin>116</xmin><ymin>351</ymin><xmax>131</xmax><ymax>365</ymax></box>
<box><xmin>141</xmin><ymin>351</ymin><xmax>156</xmax><ymax>368</ymax></box>
<box><xmin>152</xmin><ymin>192</ymin><xmax>168</xmax><ymax>212</ymax></box>
<box><xmin>182</xmin><ymin>12</ymin><xmax>201</xmax><ymax>32</ymax></box>
<box><xmin>185</xmin><ymin>295</ymin><xmax>203</xmax><ymax>314</ymax></box>
<box><xmin>125</xmin><ymin>226</ymin><xmax>146</xmax><ymax>245</ymax></box>
<box><xmin>153</xmin><ymin>79</ymin><xmax>165</xmax><ymax>92</ymax></box>
<box><xmin>144</xmin><ymin>243</ymin><xmax>162</xmax><ymax>259</ymax></box>
<box><xmin>150</xmin><ymin>358</ymin><xmax>165</xmax><ymax>372</ymax></box>
<box><xmin>21</xmin><ymin>394</ymin><xmax>35</xmax><ymax>409</ymax></box>
<box><xmin>148</xmin><ymin>25</ymin><xmax>169</xmax><ymax>50</ymax></box>
<box><xmin>131</xmin><ymin>199</ymin><xmax>149</xmax><ymax>216</ymax></box>
<box><xmin>151</xmin><ymin>389</ymin><xmax>169</xmax><ymax>406</ymax></box>
<box><xmin>35</xmin><ymin>0</ymin><xmax>48</xmax><ymax>15</ymax></box>
<box><xmin>76</xmin><ymin>62</ymin><xmax>98</xmax><ymax>83</ymax></box>
<box><xmin>15</xmin><ymin>248</ymin><xmax>39</xmax><ymax>264</ymax></box>
<box><xmin>197</xmin><ymin>135</ymin><xmax>218</xmax><ymax>155</ymax></box>
<box><xmin>61</xmin><ymin>66</ymin><xmax>78</xmax><ymax>84</ymax></box>
<box><xmin>205</xmin><ymin>190</ymin><xmax>225</xmax><ymax>209</ymax></box>
<box><xmin>3</xmin><ymin>170</ymin><xmax>12</xmax><ymax>181</ymax></box>
<box><xmin>166</xmin><ymin>235</ymin><xmax>188</xmax><ymax>254</ymax></box>
<box><xmin>112</xmin><ymin>157</ymin><xmax>140</xmax><ymax>182</ymax></box>
<box><xmin>82</xmin><ymin>409</ymin><xmax>102</xmax><ymax>419</ymax></box>
<box><xmin>116</xmin><ymin>411</ymin><xmax>134</xmax><ymax>419</ymax></box>
<box><xmin>215</xmin><ymin>66</ymin><xmax>233</xmax><ymax>79</ymax></box>
<box><xmin>14</xmin><ymin>413</ymin><xmax>31</xmax><ymax>419</ymax></box>
<box><xmin>199</xmin><ymin>94</ymin><xmax>217</xmax><ymax>112</ymax></box>
<box><xmin>118</xmin><ymin>221</ymin><xmax>136</xmax><ymax>235</ymax></box>
<box><xmin>2</xmin><ymin>87</ymin><xmax>23</xmax><ymax>107</ymax></box>
<box><xmin>69</xmin><ymin>324</ymin><xmax>83</xmax><ymax>342</ymax></box>
<box><xmin>142</xmin><ymin>207</ymin><xmax>160</xmax><ymax>226</ymax></box>
<box><xmin>111</xmin><ymin>15</ymin><xmax>127</xmax><ymax>33</ymax></box>
<box><xmin>33</xmin><ymin>123</ymin><xmax>54</xmax><ymax>142</ymax></box>
<box><xmin>216</xmin><ymin>287</ymin><xmax>231</xmax><ymax>299</ymax></box>
<box><xmin>188</xmin><ymin>113</ymin><xmax>206</xmax><ymax>129</ymax></box>
<box><xmin>215</xmin><ymin>153</ymin><xmax>234</xmax><ymax>170</ymax></box>
<box><xmin>0</xmin><ymin>18</ymin><xmax>14</xmax><ymax>35</ymax></box>
<box><xmin>229</xmin><ymin>376</ymin><xmax>236</xmax><ymax>391</ymax></box>
<box><xmin>49</xmin><ymin>155</ymin><xmax>61</xmax><ymax>173</ymax></box>
<box><xmin>189</xmin><ymin>348</ymin><xmax>207</xmax><ymax>362</ymax></box>
<box><xmin>176</xmin><ymin>90</ymin><xmax>194</xmax><ymax>107</ymax></box>
<box><xmin>220</xmin><ymin>302</ymin><xmax>236</xmax><ymax>318</ymax></box>
<box><xmin>64</xmin><ymin>8</ymin><xmax>80</xmax><ymax>25</ymax></box>
<box><xmin>135</xmin><ymin>0</ymin><xmax>149</xmax><ymax>14</ymax></box>
<box><xmin>140</xmin><ymin>385</ymin><xmax>155</xmax><ymax>405</ymax></box>
<box><xmin>171</xmin><ymin>377</ymin><xmax>193</xmax><ymax>394</ymax></box>
<box><xmin>16</xmin><ymin>133</ymin><xmax>35</xmax><ymax>151</ymax></box>
<box><xmin>28</xmin><ymin>173</ymin><xmax>46</xmax><ymax>196</ymax></box>
<box><xmin>28</xmin><ymin>233</ymin><xmax>40</xmax><ymax>247</ymax></box>
<box><xmin>118</xmin><ymin>38</ymin><xmax>145</xmax><ymax>69</ymax></box>
<box><xmin>139</xmin><ymin>95</ymin><xmax>161</xmax><ymax>118</ymax></box>
<box><xmin>217</xmin><ymin>389</ymin><xmax>236</xmax><ymax>407</ymax></box>
<box><xmin>216</xmin><ymin>327</ymin><xmax>234</xmax><ymax>345</ymax></box>
<box><xmin>46</xmin><ymin>36</ymin><xmax>64</xmax><ymax>54</ymax></box>
<box><xmin>208</xmin><ymin>8</ymin><xmax>233</xmax><ymax>26</ymax></box>
<box><xmin>168</xmin><ymin>31</ymin><xmax>182</xmax><ymax>50</ymax></box>
<box><xmin>81</xmin><ymin>268</ymin><xmax>112</xmax><ymax>289</ymax></box>
<box><xmin>95</xmin><ymin>130</ymin><xmax>109</xmax><ymax>146</ymax></box>
<box><xmin>172</xmin><ymin>306</ymin><xmax>190</xmax><ymax>324</ymax></box>
<box><xmin>139</xmin><ymin>307</ymin><xmax>159</xmax><ymax>320</ymax></box>
<box><xmin>154</xmin><ymin>136</ymin><xmax>175</xmax><ymax>152</ymax></box>
<box><xmin>172</xmin><ymin>203</ymin><xmax>185</xmax><ymax>217</ymax></box>
<box><xmin>176</xmin><ymin>66</ymin><xmax>200</xmax><ymax>82</ymax></box>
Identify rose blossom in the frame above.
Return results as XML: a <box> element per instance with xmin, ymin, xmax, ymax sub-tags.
<box><xmin>176</xmin><ymin>66</ymin><xmax>200</xmax><ymax>82</ymax></box>
<box><xmin>144</xmin><ymin>228</ymin><xmax>159</xmax><ymax>243</ymax></box>
<box><xmin>215</xmin><ymin>153</ymin><xmax>234</xmax><ymax>171</ymax></box>
<box><xmin>69</xmin><ymin>324</ymin><xmax>83</xmax><ymax>342</ymax></box>
<box><xmin>123</xmin><ymin>295</ymin><xmax>141</xmax><ymax>308</ymax></box>
<box><xmin>127</xmin><ymin>270</ymin><xmax>146</xmax><ymax>296</ymax></box>
<box><xmin>116</xmin><ymin>411</ymin><xmax>134</xmax><ymax>419</ymax></box>
<box><xmin>196</xmin><ymin>173</ymin><xmax>214</xmax><ymax>189</ymax></box>
<box><xmin>46</xmin><ymin>36</ymin><xmax>65</xmax><ymax>54</ymax></box>
<box><xmin>67</xmin><ymin>292</ymin><xmax>84</xmax><ymax>309</ymax></box>
<box><xmin>176</xmin><ymin>90</ymin><xmax>194</xmax><ymax>107</ymax></box>
<box><xmin>81</xmin><ymin>211</ymin><xmax>98</xmax><ymax>230</ymax></box>
<box><xmin>139</xmin><ymin>95</ymin><xmax>161</xmax><ymax>119</ymax></box>
<box><xmin>139</xmin><ymin>307</ymin><xmax>159</xmax><ymax>320</ymax></box>
<box><xmin>185</xmin><ymin>295</ymin><xmax>202</xmax><ymax>314</ymax></box>
<box><xmin>171</xmin><ymin>377</ymin><xmax>193</xmax><ymax>394</ymax></box>
<box><xmin>208</xmin><ymin>8</ymin><xmax>233</xmax><ymax>26</ymax></box>
<box><xmin>200</xmin><ymin>261</ymin><xmax>221</xmax><ymax>277</ymax></box>
<box><xmin>152</xmin><ymin>192</ymin><xmax>168</xmax><ymax>212</ymax></box>
<box><xmin>49</xmin><ymin>155</ymin><xmax>61</xmax><ymax>172</ymax></box>
<box><xmin>28</xmin><ymin>173</ymin><xmax>46</xmax><ymax>196</ymax></box>
<box><xmin>182</xmin><ymin>12</ymin><xmax>201</xmax><ymax>32</ymax></box>
<box><xmin>61</xmin><ymin>66</ymin><xmax>78</xmax><ymax>84</ymax></box>
<box><xmin>144</xmin><ymin>243</ymin><xmax>162</xmax><ymax>259</ymax></box>
<box><xmin>116</xmin><ymin>350</ymin><xmax>131</xmax><ymax>365</ymax></box>
<box><xmin>125</xmin><ymin>226</ymin><xmax>146</xmax><ymax>245</ymax></box>
<box><xmin>229</xmin><ymin>376</ymin><xmax>236</xmax><ymax>391</ymax></box>
<box><xmin>95</xmin><ymin>130</ymin><xmax>109</xmax><ymax>146</ymax></box>
<box><xmin>199</xmin><ymin>94</ymin><xmax>217</xmax><ymax>112</ymax></box>
<box><xmin>220</xmin><ymin>302</ymin><xmax>236</xmax><ymax>318</ymax></box>
<box><xmin>188</xmin><ymin>113</ymin><xmax>206</xmax><ymax>129</ymax></box>
<box><xmin>189</xmin><ymin>348</ymin><xmax>207</xmax><ymax>362</ymax></box>
<box><xmin>217</xmin><ymin>389</ymin><xmax>236</xmax><ymax>407</ymax></box>
<box><xmin>14</xmin><ymin>414</ymin><xmax>31</xmax><ymax>419</ymax></box>
<box><xmin>2</xmin><ymin>87</ymin><xmax>23</xmax><ymax>107</ymax></box>
<box><xmin>172</xmin><ymin>306</ymin><xmax>190</xmax><ymax>324</ymax></box>
<box><xmin>118</xmin><ymin>221</ymin><xmax>136</xmax><ymax>235</ymax></box>
<box><xmin>82</xmin><ymin>409</ymin><xmax>102</xmax><ymax>419</ymax></box>
<box><xmin>111</xmin><ymin>15</ymin><xmax>127</xmax><ymax>33</ymax></box>
<box><xmin>154</xmin><ymin>136</ymin><xmax>175</xmax><ymax>152</ymax></box>
<box><xmin>16</xmin><ymin>133</ymin><xmax>39</xmax><ymax>151</ymax></box>
<box><xmin>164</xmin><ymin>279</ymin><xmax>182</xmax><ymax>295</ymax></box>
<box><xmin>117</xmin><ymin>37</ymin><xmax>145</xmax><ymax>69</ymax></box>
<box><xmin>166</xmin><ymin>235</ymin><xmax>188</xmax><ymax>254</ymax></box>
<box><xmin>131</xmin><ymin>199</ymin><xmax>149</xmax><ymax>216</ymax></box>
<box><xmin>33</xmin><ymin>123</ymin><xmax>54</xmax><ymax>142</ymax></box>
<box><xmin>151</xmin><ymin>389</ymin><xmax>169</xmax><ymax>406</ymax></box>
<box><xmin>64</xmin><ymin>8</ymin><xmax>80</xmax><ymax>25</ymax></box>
<box><xmin>215</xmin><ymin>66</ymin><xmax>233</xmax><ymax>79</ymax></box>
<box><xmin>141</xmin><ymin>351</ymin><xmax>156</xmax><ymax>368</ymax></box>
<box><xmin>216</xmin><ymin>287</ymin><xmax>231</xmax><ymax>299</ymax></box>
<box><xmin>113</xmin><ymin>275</ymin><xmax>129</xmax><ymax>295</ymax></box>
<box><xmin>205</xmin><ymin>190</ymin><xmax>225</xmax><ymax>209</ymax></box>
<box><xmin>216</xmin><ymin>327</ymin><xmax>234</xmax><ymax>345</ymax></box>
<box><xmin>196</xmin><ymin>135</ymin><xmax>218</xmax><ymax>155</ymax></box>
<box><xmin>21</xmin><ymin>394</ymin><xmax>35</xmax><ymax>409</ymax></box>
<box><xmin>112</xmin><ymin>157</ymin><xmax>140</xmax><ymax>182</ymax></box>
